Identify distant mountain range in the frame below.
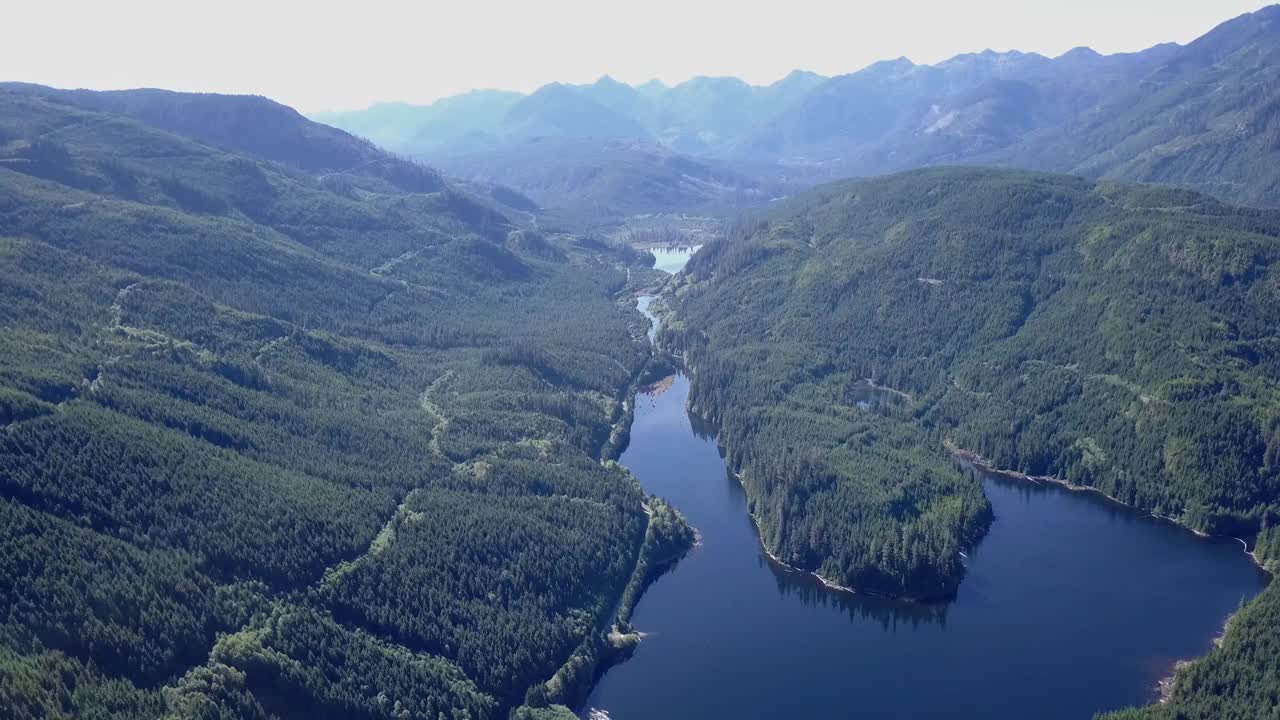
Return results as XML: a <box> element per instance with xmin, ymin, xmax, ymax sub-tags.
<box><xmin>311</xmin><ymin>71</ymin><xmax>825</xmax><ymax>217</ymax></box>
<box><xmin>314</xmin><ymin>4</ymin><xmax>1280</xmax><ymax>210</ymax></box>
<box><xmin>7</xmin><ymin>6</ymin><xmax>1273</xmax><ymax>222</ymax></box>
<box><xmin>313</xmin><ymin>70</ymin><xmax>826</xmax><ymax>159</ymax></box>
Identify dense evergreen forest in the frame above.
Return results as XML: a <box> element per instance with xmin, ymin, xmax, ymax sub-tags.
<box><xmin>659</xmin><ymin>166</ymin><xmax>1280</xmax><ymax>703</ymax></box>
<box><xmin>0</xmin><ymin>89</ymin><xmax>691</xmax><ymax>719</ymax></box>
<box><xmin>5</xmin><ymin>71</ymin><xmax>1280</xmax><ymax>718</ymax></box>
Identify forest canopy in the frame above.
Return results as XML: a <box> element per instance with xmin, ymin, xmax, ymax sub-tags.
<box><xmin>0</xmin><ymin>89</ymin><xmax>668</xmax><ymax>719</ymax></box>
<box><xmin>662</xmin><ymin>167</ymin><xmax>1280</xmax><ymax>597</ymax></box>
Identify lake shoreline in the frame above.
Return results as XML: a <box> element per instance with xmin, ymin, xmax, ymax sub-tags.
<box><xmin>943</xmin><ymin>441</ymin><xmax>1274</xmax><ymax>706</ymax></box>
<box><xmin>584</xmin><ymin>359</ymin><xmax>1269</xmax><ymax>719</ymax></box>
<box><xmin>561</xmin><ymin>284</ymin><xmax>702</xmax><ymax>715</ymax></box>
<box><xmin>731</xmin><ymin>466</ymin><xmax>959</xmax><ymax>604</ymax></box>
<box><xmin>654</xmin><ymin>305</ymin><xmax>974</xmax><ymax>604</ymax></box>
<box><xmin>943</xmin><ymin>441</ymin><xmax>1270</xmax><ymax>574</ymax></box>
<box><xmin>588</xmin><ymin>269</ymin><xmax>1266</xmax><ymax>718</ymax></box>
<box><xmin>671</xmin><ymin>347</ymin><xmax>967</xmax><ymax>604</ymax></box>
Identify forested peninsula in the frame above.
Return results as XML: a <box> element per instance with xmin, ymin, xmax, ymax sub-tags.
<box><xmin>659</xmin><ymin>169</ymin><xmax>1280</xmax><ymax>679</ymax></box>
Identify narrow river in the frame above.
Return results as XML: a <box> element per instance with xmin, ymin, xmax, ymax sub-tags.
<box><xmin>584</xmin><ymin>252</ymin><xmax>1269</xmax><ymax>719</ymax></box>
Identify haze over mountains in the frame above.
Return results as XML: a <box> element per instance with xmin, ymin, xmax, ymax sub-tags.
<box><xmin>316</xmin><ymin>4</ymin><xmax>1280</xmax><ymax>212</ymax></box>
<box><xmin>2</xmin><ymin>4</ymin><xmax>1280</xmax><ymax>720</ymax></box>
<box><xmin>314</xmin><ymin>70</ymin><xmax>827</xmax><ymax>159</ymax></box>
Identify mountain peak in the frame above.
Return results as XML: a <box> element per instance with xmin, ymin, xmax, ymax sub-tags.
<box><xmin>941</xmin><ymin>48</ymin><xmax>1045</xmax><ymax>65</ymax></box>
<box><xmin>1056</xmin><ymin>46</ymin><xmax>1103</xmax><ymax>64</ymax></box>
<box><xmin>862</xmin><ymin>57</ymin><xmax>916</xmax><ymax>75</ymax></box>
<box><xmin>774</xmin><ymin>69</ymin><xmax>824</xmax><ymax>85</ymax></box>
<box><xmin>504</xmin><ymin>82</ymin><xmax>647</xmax><ymax>140</ymax></box>
<box><xmin>593</xmin><ymin>74</ymin><xmax>627</xmax><ymax>88</ymax></box>
<box><xmin>680</xmin><ymin>75</ymin><xmax>752</xmax><ymax>89</ymax></box>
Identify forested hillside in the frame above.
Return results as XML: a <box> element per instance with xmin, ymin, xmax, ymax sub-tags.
<box><xmin>313</xmin><ymin>90</ymin><xmax>524</xmax><ymax>157</ymax></box>
<box><xmin>0</xmin><ymin>82</ymin><xmax>448</xmax><ymax>194</ymax></box>
<box><xmin>661</xmin><ymin>167</ymin><xmax>1280</xmax><ymax>601</ymax></box>
<box><xmin>990</xmin><ymin>4</ymin><xmax>1280</xmax><ymax>209</ymax></box>
<box><xmin>741</xmin><ymin>5</ymin><xmax>1280</xmax><ymax>207</ymax></box>
<box><xmin>0</xmin><ymin>88</ymin><xmax>686</xmax><ymax>719</ymax></box>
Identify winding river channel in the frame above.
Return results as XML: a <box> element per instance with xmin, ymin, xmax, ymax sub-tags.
<box><xmin>583</xmin><ymin>249</ymin><xmax>1269</xmax><ymax>719</ymax></box>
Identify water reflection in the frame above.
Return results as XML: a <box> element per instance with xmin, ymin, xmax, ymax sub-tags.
<box><xmin>687</xmin><ymin>410</ymin><xmax>718</xmax><ymax>443</ymax></box>
<box><xmin>977</xmin><ymin>466</ymin><xmax>1148</xmax><ymax>527</ymax></box>
<box><xmin>767</xmin><ymin>554</ymin><xmax>951</xmax><ymax>630</ymax></box>
<box><xmin>720</xmin><ymin>466</ymin><xmax>953</xmax><ymax>630</ymax></box>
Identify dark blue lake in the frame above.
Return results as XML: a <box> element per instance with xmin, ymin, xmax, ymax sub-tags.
<box><xmin>584</xmin><ymin>346</ymin><xmax>1267</xmax><ymax>718</ymax></box>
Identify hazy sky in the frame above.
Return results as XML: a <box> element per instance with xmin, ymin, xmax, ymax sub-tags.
<box><xmin>3</xmin><ymin>0</ymin><xmax>1271</xmax><ymax>112</ymax></box>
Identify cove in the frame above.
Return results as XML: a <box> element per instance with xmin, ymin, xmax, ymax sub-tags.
<box><xmin>585</xmin><ymin>264</ymin><xmax>1269</xmax><ymax>719</ymax></box>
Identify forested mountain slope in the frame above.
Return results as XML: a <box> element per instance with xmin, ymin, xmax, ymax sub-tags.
<box><xmin>311</xmin><ymin>90</ymin><xmax>524</xmax><ymax>156</ymax></box>
<box><xmin>501</xmin><ymin>83</ymin><xmax>650</xmax><ymax>142</ymax></box>
<box><xmin>433</xmin><ymin>136</ymin><xmax>768</xmax><ymax>220</ymax></box>
<box><xmin>741</xmin><ymin>44</ymin><xmax>1179</xmax><ymax>175</ymax></box>
<box><xmin>311</xmin><ymin>73</ymin><xmax>819</xmax><ymax>218</ymax></box>
<box><xmin>735</xmin><ymin>6</ymin><xmax>1280</xmax><ymax>207</ymax></box>
<box><xmin>989</xmin><ymin>4</ymin><xmax>1280</xmax><ymax>208</ymax></box>
<box><xmin>0</xmin><ymin>82</ymin><xmax>447</xmax><ymax>194</ymax></box>
<box><xmin>661</xmin><ymin>167</ymin><xmax>1280</xmax><ymax>599</ymax></box>
<box><xmin>0</xmin><ymin>88</ymin><xmax>683</xmax><ymax>719</ymax></box>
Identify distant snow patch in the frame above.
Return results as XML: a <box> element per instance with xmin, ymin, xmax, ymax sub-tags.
<box><xmin>925</xmin><ymin>111</ymin><xmax>957</xmax><ymax>134</ymax></box>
